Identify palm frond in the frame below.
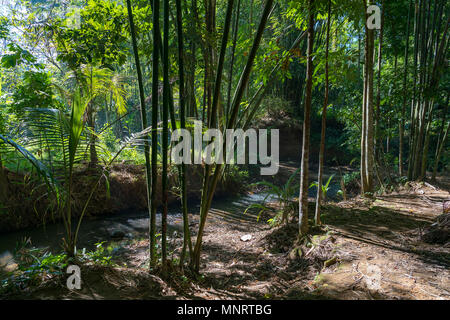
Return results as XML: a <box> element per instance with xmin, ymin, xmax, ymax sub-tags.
<box><xmin>0</xmin><ymin>133</ymin><xmax>58</xmax><ymax>194</ymax></box>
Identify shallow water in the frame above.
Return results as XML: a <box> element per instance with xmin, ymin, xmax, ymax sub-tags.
<box><xmin>0</xmin><ymin>192</ymin><xmax>275</xmax><ymax>254</ymax></box>
<box><xmin>0</xmin><ymin>175</ymin><xmax>340</xmax><ymax>255</ymax></box>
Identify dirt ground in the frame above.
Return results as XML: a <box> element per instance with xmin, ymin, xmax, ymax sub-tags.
<box><xmin>183</xmin><ymin>178</ymin><xmax>449</xmax><ymax>300</ymax></box>
<box><xmin>9</xmin><ymin>174</ymin><xmax>449</xmax><ymax>300</ymax></box>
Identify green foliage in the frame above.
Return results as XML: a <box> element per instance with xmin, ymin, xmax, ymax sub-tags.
<box><xmin>1</xmin><ymin>91</ymin><xmax>91</xmax><ymax>255</ymax></box>
<box><xmin>0</xmin><ymin>238</ymin><xmax>67</xmax><ymax>295</ymax></box>
<box><xmin>10</xmin><ymin>71</ymin><xmax>59</xmax><ymax>117</ymax></box>
<box><xmin>310</xmin><ymin>174</ymin><xmax>334</xmax><ymax>202</ymax></box>
<box><xmin>0</xmin><ymin>16</ymin><xmax>8</xmax><ymax>40</ymax></box>
<box><xmin>0</xmin><ymin>0</ymin><xmax>447</xmax><ymax>277</ymax></box>
<box><xmin>52</xmin><ymin>0</ymin><xmax>129</xmax><ymax>69</ymax></box>
<box><xmin>80</xmin><ymin>241</ymin><xmax>114</xmax><ymax>266</ymax></box>
<box><xmin>0</xmin><ymin>240</ymin><xmax>114</xmax><ymax>296</ymax></box>
<box><xmin>223</xmin><ymin>165</ymin><xmax>249</xmax><ymax>188</ymax></box>
<box><xmin>245</xmin><ymin>167</ymin><xmax>300</xmax><ymax>225</ymax></box>
<box><xmin>68</xmin><ymin>91</ymin><xmax>89</xmax><ymax>169</ymax></box>
<box><xmin>0</xmin><ymin>133</ymin><xmax>58</xmax><ymax>194</ymax></box>
<box><xmin>98</xmin><ymin>124</ymin><xmax>120</xmax><ymax>153</ymax></box>
<box><xmin>115</xmin><ymin>146</ymin><xmax>146</xmax><ymax>164</ymax></box>
<box><xmin>71</xmin><ymin>65</ymin><xmax>128</xmax><ymax>115</ymax></box>
<box><xmin>1</xmin><ymin>43</ymin><xmax>42</xmax><ymax>69</ymax></box>
<box><xmin>259</xmin><ymin>95</ymin><xmax>295</xmax><ymax>123</ymax></box>
<box><xmin>343</xmin><ymin>171</ymin><xmax>359</xmax><ymax>186</ymax></box>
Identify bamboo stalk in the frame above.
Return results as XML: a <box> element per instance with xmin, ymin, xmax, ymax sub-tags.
<box><xmin>150</xmin><ymin>0</ymin><xmax>160</xmax><ymax>268</ymax></box>
<box><xmin>125</xmin><ymin>0</ymin><xmax>153</xmax><ymax>267</ymax></box>
<box><xmin>314</xmin><ymin>0</ymin><xmax>331</xmax><ymax>226</ymax></box>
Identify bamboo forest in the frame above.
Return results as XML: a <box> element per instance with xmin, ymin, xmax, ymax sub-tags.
<box><xmin>0</xmin><ymin>0</ymin><xmax>449</xmax><ymax>303</ymax></box>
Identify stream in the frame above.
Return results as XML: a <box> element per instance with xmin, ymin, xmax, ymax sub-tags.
<box><xmin>0</xmin><ymin>172</ymin><xmax>341</xmax><ymax>256</ymax></box>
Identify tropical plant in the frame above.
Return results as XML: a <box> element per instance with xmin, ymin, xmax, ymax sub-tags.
<box><xmin>244</xmin><ymin>167</ymin><xmax>301</xmax><ymax>226</ymax></box>
<box><xmin>310</xmin><ymin>174</ymin><xmax>334</xmax><ymax>205</ymax></box>
<box><xmin>0</xmin><ymin>89</ymin><xmax>153</xmax><ymax>257</ymax></box>
<box><xmin>61</xmin><ymin>65</ymin><xmax>128</xmax><ymax>167</ymax></box>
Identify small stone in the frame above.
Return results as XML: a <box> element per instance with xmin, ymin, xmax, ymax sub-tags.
<box><xmin>240</xmin><ymin>234</ymin><xmax>252</xmax><ymax>242</ymax></box>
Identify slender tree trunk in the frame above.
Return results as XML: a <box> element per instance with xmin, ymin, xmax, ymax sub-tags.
<box><xmin>375</xmin><ymin>0</ymin><xmax>384</xmax><ymax>164</ymax></box>
<box><xmin>361</xmin><ymin>0</ymin><xmax>375</xmax><ymax>194</ymax></box>
<box><xmin>314</xmin><ymin>0</ymin><xmax>331</xmax><ymax>226</ymax></box>
<box><xmin>408</xmin><ymin>0</ymin><xmax>420</xmax><ymax>180</ymax></box>
<box><xmin>188</xmin><ymin>0</ymin><xmax>199</xmax><ymax>118</ymax></box>
<box><xmin>420</xmin><ymin>12</ymin><xmax>449</xmax><ymax>180</ymax></box>
<box><xmin>358</xmin><ymin>32</ymin><xmax>361</xmax><ymax>74</ymax></box>
<box><xmin>209</xmin><ymin>0</ymin><xmax>234</xmax><ymax>129</ymax></box>
<box><xmin>412</xmin><ymin>0</ymin><xmax>428</xmax><ymax>179</ymax></box>
<box><xmin>361</xmin><ymin>15</ymin><xmax>368</xmax><ymax>193</ymax></box>
<box><xmin>175</xmin><ymin>0</ymin><xmax>193</xmax><ymax>268</ymax></box>
<box><xmin>299</xmin><ymin>0</ymin><xmax>315</xmax><ymax>236</ymax></box>
<box><xmin>226</xmin><ymin>0</ymin><xmax>241</xmax><ymax>125</ymax></box>
<box><xmin>366</xmin><ymin>26</ymin><xmax>375</xmax><ymax>193</ymax></box>
<box><xmin>126</xmin><ymin>0</ymin><xmax>154</xmax><ymax>269</ymax></box>
<box><xmin>400</xmin><ymin>0</ymin><xmax>412</xmax><ymax>176</ymax></box>
<box><xmin>204</xmin><ymin>0</ymin><xmax>216</xmax><ymax>126</ymax></box>
<box><xmin>161</xmin><ymin>0</ymin><xmax>170</xmax><ymax>269</ymax></box>
<box><xmin>150</xmin><ymin>0</ymin><xmax>160</xmax><ymax>268</ymax></box>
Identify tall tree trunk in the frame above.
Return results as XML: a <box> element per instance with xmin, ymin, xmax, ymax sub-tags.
<box><xmin>407</xmin><ymin>0</ymin><xmax>420</xmax><ymax>180</ymax></box>
<box><xmin>150</xmin><ymin>0</ymin><xmax>160</xmax><ymax>268</ymax></box>
<box><xmin>361</xmin><ymin>16</ymin><xmax>368</xmax><ymax>193</ymax></box>
<box><xmin>126</xmin><ymin>0</ymin><xmax>153</xmax><ymax>269</ymax></box>
<box><xmin>298</xmin><ymin>0</ymin><xmax>315</xmax><ymax>236</ymax></box>
<box><xmin>175</xmin><ymin>0</ymin><xmax>193</xmax><ymax>267</ymax></box>
<box><xmin>314</xmin><ymin>0</ymin><xmax>331</xmax><ymax>226</ymax></box>
<box><xmin>226</xmin><ymin>0</ymin><xmax>241</xmax><ymax>125</ymax></box>
<box><xmin>412</xmin><ymin>0</ymin><xmax>428</xmax><ymax>179</ymax></box>
<box><xmin>161</xmin><ymin>0</ymin><xmax>170</xmax><ymax>269</ymax></box>
<box><xmin>419</xmin><ymin>10</ymin><xmax>449</xmax><ymax>180</ymax></box>
<box><xmin>400</xmin><ymin>0</ymin><xmax>413</xmax><ymax>176</ymax></box>
<box><xmin>375</xmin><ymin>0</ymin><xmax>384</xmax><ymax>164</ymax></box>
<box><xmin>361</xmin><ymin>0</ymin><xmax>375</xmax><ymax>194</ymax></box>
<box><xmin>188</xmin><ymin>0</ymin><xmax>199</xmax><ymax>118</ymax></box>
<box><xmin>204</xmin><ymin>0</ymin><xmax>216</xmax><ymax>125</ymax></box>
<box><xmin>209</xmin><ymin>0</ymin><xmax>234</xmax><ymax>129</ymax></box>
